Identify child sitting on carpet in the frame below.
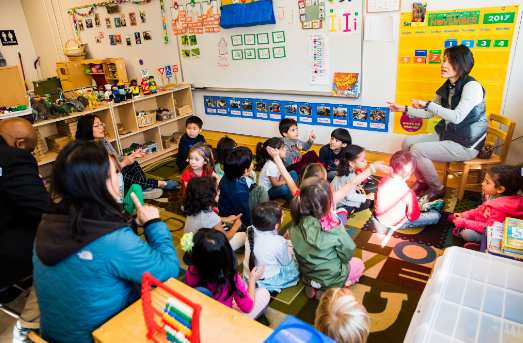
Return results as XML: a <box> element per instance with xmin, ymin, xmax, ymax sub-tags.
<box><xmin>214</xmin><ymin>136</ymin><xmax>257</xmax><ymax>187</ymax></box>
<box><xmin>279</xmin><ymin>118</ymin><xmax>318</xmax><ymax>174</ymax></box>
<box><xmin>243</xmin><ymin>202</ymin><xmax>300</xmax><ymax>293</ymax></box>
<box><xmin>332</xmin><ymin>145</ymin><xmax>375</xmax><ymax>215</ymax></box>
<box><xmin>219</xmin><ymin>147</ymin><xmax>269</xmax><ymax>228</ymax></box>
<box><xmin>449</xmin><ymin>163</ymin><xmax>523</xmax><ymax>244</ymax></box>
<box><xmin>375</xmin><ymin>150</ymin><xmax>442</xmax><ymax>230</ymax></box>
<box><xmin>184</xmin><ymin>229</ymin><xmax>270</xmax><ymax>320</ymax></box>
<box><xmin>109</xmin><ymin>154</ymin><xmax>144</xmax><ymax>217</ymax></box>
<box><xmin>290</xmin><ymin>177</ymin><xmax>365</xmax><ymax>300</ymax></box>
<box><xmin>257</xmin><ymin>137</ymin><xmax>299</xmax><ymax>203</ymax></box>
<box><xmin>182</xmin><ymin>177</ymin><xmax>245</xmax><ymax>251</ymax></box>
<box><xmin>315</xmin><ymin>288</ymin><xmax>370</xmax><ymax>343</ymax></box>
<box><xmin>180</xmin><ymin>142</ymin><xmax>219</xmax><ymax>193</ymax></box>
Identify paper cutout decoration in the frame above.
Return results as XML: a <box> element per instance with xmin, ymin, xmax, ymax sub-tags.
<box><xmin>218</xmin><ymin>37</ymin><xmax>228</xmax><ymax>54</ymax></box>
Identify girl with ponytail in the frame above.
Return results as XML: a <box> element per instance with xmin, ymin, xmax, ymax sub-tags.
<box><xmin>243</xmin><ymin>202</ymin><xmax>300</xmax><ymax>293</ymax></box>
<box><xmin>450</xmin><ymin>163</ymin><xmax>523</xmax><ymax>246</ymax></box>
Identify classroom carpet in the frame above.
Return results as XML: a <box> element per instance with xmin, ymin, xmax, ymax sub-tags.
<box><xmin>139</xmin><ymin>157</ymin><xmax>483</xmax><ymax>343</ymax></box>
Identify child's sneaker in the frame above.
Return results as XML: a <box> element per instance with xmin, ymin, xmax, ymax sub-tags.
<box><xmin>143</xmin><ymin>188</ymin><xmax>163</xmax><ymax>199</ymax></box>
<box><xmin>164</xmin><ymin>180</ymin><xmax>178</xmax><ymax>191</ymax></box>
<box><xmin>422</xmin><ymin>199</ymin><xmax>446</xmax><ymax>212</ymax></box>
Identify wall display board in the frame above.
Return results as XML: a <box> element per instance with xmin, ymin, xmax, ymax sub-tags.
<box><xmin>204</xmin><ymin>96</ymin><xmax>389</xmax><ymax>132</ymax></box>
<box><xmin>393</xmin><ymin>5</ymin><xmax>519</xmax><ymax>135</ymax></box>
<box><xmin>181</xmin><ymin>0</ymin><xmax>363</xmax><ymax>94</ymax></box>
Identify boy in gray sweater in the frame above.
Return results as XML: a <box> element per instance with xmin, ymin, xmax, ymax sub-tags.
<box><xmin>279</xmin><ymin>118</ymin><xmax>318</xmax><ymax>174</ymax></box>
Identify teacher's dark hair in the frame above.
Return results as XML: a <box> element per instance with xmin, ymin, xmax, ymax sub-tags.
<box><xmin>51</xmin><ymin>140</ymin><xmax>130</xmax><ymax>237</ymax></box>
<box><xmin>75</xmin><ymin>114</ymin><xmax>99</xmax><ymax>141</ymax></box>
<box><xmin>444</xmin><ymin>45</ymin><xmax>474</xmax><ymax>78</ymax></box>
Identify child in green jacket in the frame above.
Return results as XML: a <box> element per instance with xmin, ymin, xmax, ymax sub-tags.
<box><xmin>290</xmin><ymin>177</ymin><xmax>365</xmax><ymax>300</ymax></box>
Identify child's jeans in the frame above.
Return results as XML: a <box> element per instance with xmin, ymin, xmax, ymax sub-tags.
<box><xmin>397</xmin><ymin>210</ymin><xmax>441</xmax><ymax>229</ymax></box>
<box><xmin>448</xmin><ymin>214</ymin><xmax>483</xmax><ymax>243</ymax></box>
<box><xmin>346</xmin><ymin>258</ymin><xmax>365</xmax><ymax>286</ymax></box>
<box><xmin>287</xmin><ymin>151</ymin><xmax>319</xmax><ymax>175</ymax></box>
<box><xmin>268</xmin><ymin>171</ymin><xmax>299</xmax><ymax>203</ymax></box>
<box><xmin>233</xmin><ymin>287</ymin><xmax>270</xmax><ymax>320</ymax></box>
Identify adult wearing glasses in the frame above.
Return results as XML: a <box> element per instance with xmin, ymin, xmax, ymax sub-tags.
<box><xmin>387</xmin><ymin>45</ymin><xmax>487</xmax><ymax>201</ymax></box>
<box><xmin>76</xmin><ymin>115</ymin><xmax>177</xmax><ymax>199</ymax></box>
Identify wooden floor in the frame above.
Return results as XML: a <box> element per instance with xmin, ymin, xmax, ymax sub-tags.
<box><xmin>0</xmin><ymin>289</ymin><xmax>30</xmax><ymax>342</ymax></box>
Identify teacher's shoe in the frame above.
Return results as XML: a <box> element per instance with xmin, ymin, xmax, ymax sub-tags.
<box><xmin>425</xmin><ymin>186</ymin><xmax>446</xmax><ymax>202</ymax></box>
<box><xmin>411</xmin><ymin>180</ymin><xmax>429</xmax><ymax>196</ymax></box>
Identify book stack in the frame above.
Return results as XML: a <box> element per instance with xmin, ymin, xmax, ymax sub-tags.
<box><xmin>177</xmin><ymin>105</ymin><xmax>192</xmax><ymax>117</ymax></box>
<box><xmin>56</xmin><ymin>118</ymin><xmax>79</xmax><ymax>139</ymax></box>
<box><xmin>31</xmin><ymin>129</ymin><xmax>48</xmax><ymax>162</ymax></box>
<box><xmin>487</xmin><ymin>217</ymin><xmax>523</xmax><ymax>260</ymax></box>
<box><xmin>45</xmin><ymin>134</ymin><xmax>71</xmax><ymax>153</ymax></box>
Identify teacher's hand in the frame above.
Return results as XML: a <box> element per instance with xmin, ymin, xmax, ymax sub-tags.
<box><xmin>411</xmin><ymin>99</ymin><xmax>427</xmax><ymax>109</ymax></box>
<box><xmin>386</xmin><ymin>102</ymin><xmax>406</xmax><ymax>113</ymax></box>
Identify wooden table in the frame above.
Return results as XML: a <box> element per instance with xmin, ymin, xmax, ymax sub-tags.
<box><xmin>92</xmin><ymin>278</ymin><xmax>273</xmax><ymax>343</ymax></box>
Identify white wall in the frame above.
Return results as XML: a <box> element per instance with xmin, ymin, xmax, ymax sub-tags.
<box><xmin>0</xmin><ymin>0</ymin><xmax>40</xmax><ymax>87</ymax></box>
<box><xmin>20</xmin><ymin>0</ymin><xmax>182</xmax><ymax>89</ymax></box>
<box><xmin>194</xmin><ymin>0</ymin><xmax>523</xmax><ymax>164</ymax></box>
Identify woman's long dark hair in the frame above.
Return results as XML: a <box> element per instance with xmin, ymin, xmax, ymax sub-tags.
<box><xmin>51</xmin><ymin>140</ymin><xmax>130</xmax><ymax>236</ymax></box>
<box><xmin>248</xmin><ymin>201</ymin><xmax>283</xmax><ymax>272</ymax></box>
<box><xmin>255</xmin><ymin>137</ymin><xmax>284</xmax><ymax>171</ymax></box>
<box><xmin>75</xmin><ymin>114</ymin><xmax>99</xmax><ymax>141</ymax></box>
<box><xmin>192</xmin><ymin>229</ymin><xmax>244</xmax><ymax>300</ymax></box>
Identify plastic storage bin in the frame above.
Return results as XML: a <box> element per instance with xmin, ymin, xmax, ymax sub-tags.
<box><xmin>404</xmin><ymin>247</ymin><xmax>523</xmax><ymax>343</ymax></box>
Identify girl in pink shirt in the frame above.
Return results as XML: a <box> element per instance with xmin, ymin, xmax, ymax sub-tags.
<box><xmin>184</xmin><ymin>229</ymin><xmax>270</xmax><ymax>320</ymax></box>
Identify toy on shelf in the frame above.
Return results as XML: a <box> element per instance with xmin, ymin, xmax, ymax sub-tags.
<box><xmin>118</xmin><ymin>82</ymin><xmax>126</xmax><ymax>102</ymax></box>
<box><xmin>142</xmin><ymin>272</ymin><xmax>202</xmax><ymax>343</ymax></box>
<box><xmin>136</xmin><ymin>109</ymin><xmax>157</xmax><ymax>128</ymax></box>
<box><xmin>105</xmin><ymin>84</ymin><xmax>113</xmax><ymax>103</ymax></box>
<box><xmin>142</xmin><ymin>77</ymin><xmax>151</xmax><ymax>96</ymax></box>
<box><xmin>131</xmin><ymin>79</ymin><xmax>140</xmax><ymax>98</ymax></box>
<box><xmin>156</xmin><ymin>108</ymin><xmax>174</xmax><ymax>121</ymax></box>
<box><xmin>143</xmin><ymin>141</ymin><xmax>159</xmax><ymax>154</ymax></box>
<box><xmin>112</xmin><ymin>85</ymin><xmax>120</xmax><ymax>103</ymax></box>
<box><xmin>57</xmin><ymin>88</ymin><xmax>86</xmax><ymax>112</ymax></box>
<box><xmin>88</xmin><ymin>89</ymin><xmax>98</xmax><ymax>110</ymax></box>
<box><xmin>124</xmin><ymin>81</ymin><xmax>133</xmax><ymax>100</ymax></box>
<box><xmin>149</xmin><ymin>76</ymin><xmax>157</xmax><ymax>94</ymax></box>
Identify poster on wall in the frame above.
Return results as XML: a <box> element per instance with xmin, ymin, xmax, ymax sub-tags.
<box><xmin>204</xmin><ymin>96</ymin><xmax>389</xmax><ymax>132</ymax></box>
<box><xmin>309</xmin><ymin>33</ymin><xmax>329</xmax><ymax>85</ymax></box>
<box><xmin>393</xmin><ymin>5</ymin><xmax>519</xmax><ymax>135</ymax></box>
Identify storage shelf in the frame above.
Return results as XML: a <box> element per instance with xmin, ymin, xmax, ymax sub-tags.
<box><xmin>139</xmin><ymin>118</ymin><xmax>176</xmax><ymax>131</ymax></box>
<box><xmin>0</xmin><ymin>108</ymin><xmax>33</xmax><ymax>119</ymax></box>
<box><xmin>119</xmin><ymin>130</ymin><xmax>140</xmax><ymax>139</ymax></box>
<box><xmin>136</xmin><ymin>146</ymin><xmax>178</xmax><ymax>165</ymax></box>
<box><xmin>37</xmin><ymin>151</ymin><xmax>58</xmax><ymax>166</ymax></box>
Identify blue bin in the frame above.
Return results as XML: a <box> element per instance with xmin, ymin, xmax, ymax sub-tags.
<box><xmin>264</xmin><ymin>315</ymin><xmax>336</xmax><ymax>343</ymax></box>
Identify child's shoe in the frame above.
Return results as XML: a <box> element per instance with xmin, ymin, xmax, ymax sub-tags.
<box><xmin>164</xmin><ymin>180</ymin><xmax>178</xmax><ymax>190</ymax></box>
<box><xmin>423</xmin><ymin>199</ymin><xmax>446</xmax><ymax>212</ymax></box>
<box><xmin>304</xmin><ymin>286</ymin><xmax>316</xmax><ymax>299</ymax></box>
<box><xmin>143</xmin><ymin>188</ymin><xmax>163</xmax><ymax>199</ymax></box>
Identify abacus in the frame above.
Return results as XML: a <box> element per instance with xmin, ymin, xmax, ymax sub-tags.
<box><xmin>142</xmin><ymin>272</ymin><xmax>202</xmax><ymax>343</ymax></box>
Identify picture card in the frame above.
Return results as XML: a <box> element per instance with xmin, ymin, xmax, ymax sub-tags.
<box><xmin>273</xmin><ymin>46</ymin><xmax>286</xmax><ymax>58</ymax></box>
<box><xmin>205</xmin><ymin>96</ymin><xmax>218</xmax><ymax>114</ymax></box>
<box><xmin>244</xmin><ymin>48</ymin><xmax>256</xmax><ymax>59</ymax></box>
<box><xmin>268</xmin><ymin>101</ymin><xmax>282</xmax><ymax>120</ymax></box>
<box><xmin>217</xmin><ymin>98</ymin><xmax>228</xmax><ymax>114</ymax></box>
<box><xmin>257</xmin><ymin>33</ymin><xmax>269</xmax><ymax>44</ymax></box>
<box><xmin>241</xmin><ymin>98</ymin><xmax>254</xmax><ymax>117</ymax></box>
<box><xmin>229</xmin><ymin>98</ymin><xmax>242</xmax><ymax>116</ymax></box>
<box><xmin>120</xmin><ymin>14</ymin><xmax>127</xmax><ymax>27</ymax></box>
<box><xmin>135</xmin><ymin>32</ymin><xmax>142</xmax><ymax>44</ymax></box>
<box><xmin>244</xmin><ymin>34</ymin><xmax>255</xmax><ymax>45</ymax></box>
<box><xmin>332</xmin><ymin>105</ymin><xmax>349</xmax><ymax>126</ymax></box>
<box><xmin>130</xmin><ymin>12</ymin><xmax>137</xmax><ymax>26</ymax></box>
<box><xmin>255</xmin><ymin>100</ymin><xmax>268</xmax><ymax>119</ymax></box>
<box><xmin>258</xmin><ymin>48</ymin><xmax>270</xmax><ymax>59</ymax></box>
<box><xmin>231</xmin><ymin>35</ymin><xmax>243</xmax><ymax>46</ymax></box>
<box><xmin>232</xmin><ymin>49</ymin><xmax>243</xmax><ymax>60</ymax></box>
<box><xmin>272</xmin><ymin>31</ymin><xmax>285</xmax><ymax>43</ymax></box>
<box><xmin>316</xmin><ymin>104</ymin><xmax>331</xmax><ymax>124</ymax></box>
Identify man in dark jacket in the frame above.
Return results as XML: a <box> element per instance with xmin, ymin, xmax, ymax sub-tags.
<box><xmin>0</xmin><ymin>117</ymin><xmax>51</xmax><ymax>341</ymax></box>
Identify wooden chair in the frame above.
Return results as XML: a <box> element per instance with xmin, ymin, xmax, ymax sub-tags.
<box><xmin>28</xmin><ymin>332</ymin><xmax>49</xmax><ymax>343</ymax></box>
<box><xmin>442</xmin><ymin>114</ymin><xmax>516</xmax><ymax>200</ymax></box>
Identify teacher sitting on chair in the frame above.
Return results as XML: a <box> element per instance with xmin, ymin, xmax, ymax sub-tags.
<box><xmin>387</xmin><ymin>45</ymin><xmax>487</xmax><ymax>202</ymax></box>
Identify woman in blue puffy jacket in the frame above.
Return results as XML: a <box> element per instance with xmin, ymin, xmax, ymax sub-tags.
<box><xmin>32</xmin><ymin>140</ymin><xmax>179</xmax><ymax>343</ymax></box>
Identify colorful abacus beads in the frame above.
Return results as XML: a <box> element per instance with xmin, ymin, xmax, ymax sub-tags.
<box><xmin>164</xmin><ymin>325</ymin><xmax>191</xmax><ymax>343</ymax></box>
<box><xmin>164</xmin><ymin>308</ymin><xmax>192</xmax><ymax>329</ymax></box>
<box><xmin>162</xmin><ymin>313</ymin><xmax>192</xmax><ymax>339</ymax></box>
<box><xmin>167</xmin><ymin>297</ymin><xmax>193</xmax><ymax>318</ymax></box>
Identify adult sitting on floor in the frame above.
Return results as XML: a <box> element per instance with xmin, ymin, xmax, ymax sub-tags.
<box><xmin>33</xmin><ymin>140</ymin><xmax>180</xmax><ymax>343</ymax></box>
<box><xmin>387</xmin><ymin>45</ymin><xmax>487</xmax><ymax>201</ymax></box>
<box><xmin>0</xmin><ymin>118</ymin><xmax>52</xmax><ymax>341</ymax></box>
<box><xmin>75</xmin><ymin>114</ymin><xmax>177</xmax><ymax>199</ymax></box>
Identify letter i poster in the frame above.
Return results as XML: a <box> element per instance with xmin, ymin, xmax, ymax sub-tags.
<box><xmin>393</xmin><ymin>5</ymin><xmax>519</xmax><ymax>135</ymax></box>
<box><xmin>204</xmin><ymin>96</ymin><xmax>389</xmax><ymax>132</ymax></box>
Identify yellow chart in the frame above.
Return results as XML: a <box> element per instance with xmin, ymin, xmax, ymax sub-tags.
<box><xmin>393</xmin><ymin>5</ymin><xmax>519</xmax><ymax>134</ymax></box>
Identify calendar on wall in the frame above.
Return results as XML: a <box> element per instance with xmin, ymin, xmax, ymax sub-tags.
<box><xmin>393</xmin><ymin>5</ymin><xmax>519</xmax><ymax>135</ymax></box>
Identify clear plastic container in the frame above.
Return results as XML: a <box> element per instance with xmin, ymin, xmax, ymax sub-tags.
<box><xmin>404</xmin><ymin>247</ymin><xmax>523</xmax><ymax>343</ymax></box>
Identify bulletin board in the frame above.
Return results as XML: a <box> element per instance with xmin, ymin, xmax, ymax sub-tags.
<box><xmin>393</xmin><ymin>5</ymin><xmax>520</xmax><ymax>135</ymax></box>
<box><xmin>178</xmin><ymin>0</ymin><xmax>363</xmax><ymax>94</ymax></box>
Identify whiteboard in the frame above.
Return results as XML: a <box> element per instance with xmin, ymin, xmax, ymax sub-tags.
<box><xmin>179</xmin><ymin>0</ymin><xmax>363</xmax><ymax>93</ymax></box>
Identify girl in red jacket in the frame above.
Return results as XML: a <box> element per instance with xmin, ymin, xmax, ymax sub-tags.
<box><xmin>450</xmin><ymin>163</ymin><xmax>523</xmax><ymax>243</ymax></box>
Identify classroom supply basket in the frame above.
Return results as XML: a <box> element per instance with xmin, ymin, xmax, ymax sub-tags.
<box><xmin>142</xmin><ymin>272</ymin><xmax>202</xmax><ymax>343</ymax></box>
<box><xmin>63</xmin><ymin>39</ymin><xmax>86</xmax><ymax>61</ymax></box>
<box><xmin>136</xmin><ymin>110</ymin><xmax>157</xmax><ymax>128</ymax></box>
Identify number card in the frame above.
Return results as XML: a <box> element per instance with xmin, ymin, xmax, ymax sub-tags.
<box><xmin>493</xmin><ymin>39</ymin><xmax>509</xmax><ymax>48</ymax></box>
<box><xmin>476</xmin><ymin>39</ymin><xmax>491</xmax><ymax>48</ymax></box>
<box><xmin>428</xmin><ymin>50</ymin><xmax>442</xmax><ymax>64</ymax></box>
<box><xmin>461</xmin><ymin>40</ymin><xmax>475</xmax><ymax>48</ymax></box>
<box><xmin>444</xmin><ymin>39</ymin><xmax>458</xmax><ymax>48</ymax></box>
<box><xmin>399</xmin><ymin>56</ymin><xmax>412</xmax><ymax>63</ymax></box>
<box><xmin>414</xmin><ymin>50</ymin><xmax>427</xmax><ymax>64</ymax></box>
